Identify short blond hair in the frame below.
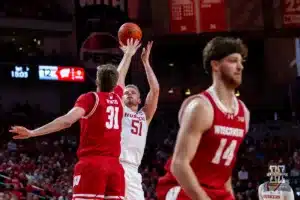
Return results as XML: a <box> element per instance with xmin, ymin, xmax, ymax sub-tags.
<box><xmin>125</xmin><ymin>84</ymin><xmax>140</xmax><ymax>95</ymax></box>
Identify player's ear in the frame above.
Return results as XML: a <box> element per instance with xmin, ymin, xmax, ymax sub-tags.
<box><xmin>138</xmin><ymin>98</ymin><xmax>141</xmax><ymax>104</ymax></box>
<box><xmin>211</xmin><ymin>60</ymin><xmax>219</xmax><ymax>72</ymax></box>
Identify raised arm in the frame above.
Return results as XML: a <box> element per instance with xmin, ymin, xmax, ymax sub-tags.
<box><xmin>10</xmin><ymin>107</ymin><xmax>85</xmax><ymax>139</ymax></box>
<box><xmin>285</xmin><ymin>185</ymin><xmax>295</xmax><ymax>200</ymax></box>
<box><xmin>258</xmin><ymin>184</ymin><xmax>264</xmax><ymax>200</ymax></box>
<box><xmin>141</xmin><ymin>41</ymin><xmax>159</xmax><ymax>124</ymax></box>
<box><xmin>10</xmin><ymin>93</ymin><xmax>93</xmax><ymax>139</ymax></box>
<box><xmin>117</xmin><ymin>38</ymin><xmax>141</xmax><ymax>88</ymax></box>
<box><xmin>171</xmin><ymin>96</ymin><xmax>213</xmax><ymax>200</ymax></box>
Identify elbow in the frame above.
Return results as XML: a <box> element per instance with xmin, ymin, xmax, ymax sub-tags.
<box><xmin>170</xmin><ymin>157</ymin><xmax>185</xmax><ymax>177</ymax></box>
<box><xmin>56</xmin><ymin>117</ymin><xmax>72</xmax><ymax>129</ymax></box>
<box><xmin>152</xmin><ymin>87</ymin><xmax>160</xmax><ymax>95</ymax></box>
<box><xmin>63</xmin><ymin>121</ymin><xmax>72</xmax><ymax>128</ymax></box>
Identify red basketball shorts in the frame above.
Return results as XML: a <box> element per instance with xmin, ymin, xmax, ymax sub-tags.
<box><xmin>72</xmin><ymin>156</ymin><xmax>125</xmax><ymax>200</ymax></box>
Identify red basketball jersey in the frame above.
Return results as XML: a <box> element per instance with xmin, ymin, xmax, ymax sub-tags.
<box><xmin>162</xmin><ymin>87</ymin><xmax>248</xmax><ymax>188</ymax></box>
<box><xmin>74</xmin><ymin>85</ymin><xmax>124</xmax><ymax>159</ymax></box>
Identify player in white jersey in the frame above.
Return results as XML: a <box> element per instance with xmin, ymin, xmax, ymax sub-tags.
<box><xmin>258</xmin><ymin>182</ymin><xmax>294</xmax><ymax>200</ymax></box>
<box><xmin>120</xmin><ymin>41</ymin><xmax>160</xmax><ymax>200</ymax></box>
<box><xmin>258</xmin><ymin>165</ymin><xmax>294</xmax><ymax>200</ymax></box>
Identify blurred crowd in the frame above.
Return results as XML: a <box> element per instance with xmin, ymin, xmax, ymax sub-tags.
<box><xmin>0</xmin><ymin>0</ymin><xmax>299</xmax><ymax>199</ymax></box>
<box><xmin>0</xmin><ymin>35</ymin><xmax>76</xmax><ymax>64</ymax></box>
<box><xmin>0</xmin><ymin>103</ymin><xmax>300</xmax><ymax>200</ymax></box>
<box><xmin>0</xmin><ymin>0</ymin><xmax>75</xmax><ymax>64</ymax></box>
<box><xmin>0</xmin><ymin>0</ymin><xmax>71</xmax><ymax>21</ymax></box>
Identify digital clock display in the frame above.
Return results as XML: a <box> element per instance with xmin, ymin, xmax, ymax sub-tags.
<box><xmin>11</xmin><ymin>66</ymin><xmax>30</xmax><ymax>79</ymax></box>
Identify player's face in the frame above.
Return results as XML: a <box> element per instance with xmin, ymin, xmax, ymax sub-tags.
<box><xmin>123</xmin><ymin>87</ymin><xmax>141</xmax><ymax>106</ymax></box>
<box><xmin>218</xmin><ymin>53</ymin><xmax>244</xmax><ymax>87</ymax></box>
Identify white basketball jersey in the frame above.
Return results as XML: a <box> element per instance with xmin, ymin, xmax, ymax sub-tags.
<box><xmin>120</xmin><ymin>106</ymin><xmax>148</xmax><ymax>166</ymax></box>
<box><xmin>258</xmin><ymin>182</ymin><xmax>294</xmax><ymax>200</ymax></box>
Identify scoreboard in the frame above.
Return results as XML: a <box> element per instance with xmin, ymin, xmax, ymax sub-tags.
<box><xmin>38</xmin><ymin>65</ymin><xmax>85</xmax><ymax>82</ymax></box>
<box><xmin>0</xmin><ymin>64</ymin><xmax>85</xmax><ymax>83</ymax></box>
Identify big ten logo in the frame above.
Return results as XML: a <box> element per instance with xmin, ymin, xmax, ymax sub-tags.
<box><xmin>267</xmin><ymin>165</ymin><xmax>288</xmax><ymax>184</ymax></box>
<box><xmin>79</xmin><ymin>0</ymin><xmax>126</xmax><ymax>11</ymax></box>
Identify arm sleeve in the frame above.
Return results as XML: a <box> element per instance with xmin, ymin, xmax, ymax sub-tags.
<box><xmin>284</xmin><ymin>186</ymin><xmax>295</xmax><ymax>200</ymax></box>
<box><xmin>74</xmin><ymin>93</ymin><xmax>95</xmax><ymax>115</ymax></box>
<box><xmin>258</xmin><ymin>184</ymin><xmax>264</xmax><ymax>200</ymax></box>
<box><xmin>114</xmin><ymin>85</ymin><xmax>124</xmax><ymax>98</ymax></box>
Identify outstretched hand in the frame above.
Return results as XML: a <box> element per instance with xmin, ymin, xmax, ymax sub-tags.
<box><xmin>141</xmin><ymin>41</ymin><xmax>153</xmax><ymax>64</ymax></box>
<box><xmin>9</xmin><ymin>126</ymin><xmax>33</xmax><ymax>139</ymax></box>
<box><xmin>120</xmin><ymin>38</ymin><xmax>141</xmax><ymax>57</ymax></box>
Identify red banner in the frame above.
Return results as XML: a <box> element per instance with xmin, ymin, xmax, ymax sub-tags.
<box><xmin>283</xmin><ymin>0</ymin><xmax>300</xmax><ymax>27</ymax></box>
<box><xmin>198</xmin><ymin>0</ymin><xmax>227</xmax><ymax>32</ymax></box>
<box><xmin>169</xmin><ymin>0</ymin><xmax>198</xmax><ymax>33</ymax></box>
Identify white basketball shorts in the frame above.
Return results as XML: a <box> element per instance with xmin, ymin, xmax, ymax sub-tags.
<box><xmin>121</xmin><ymin>161</ymin><xmax>144</xmax><ymax>200</ymax></box>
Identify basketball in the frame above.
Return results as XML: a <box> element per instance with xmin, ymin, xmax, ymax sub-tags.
<box><xmin>118</xmin><ymin>23</ymin><xmax>142</xmax><ymax>46</ymax></box>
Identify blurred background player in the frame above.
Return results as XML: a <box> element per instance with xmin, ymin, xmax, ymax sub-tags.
<box><xmin>9</xmin><ymin>39</ymin><xmax>141</xmax><ymax>200</ymax></box>
<box><xmin>258</xmin><ymin>165</ymin><xmax>295</xmax><ymax>200</ymax></box>
<box><xmin>120</xmin><ymin>41</ymin><xmax>160</xmax><ymax>200</ymax></box>
<box><xmin>156</xmin><ymin>37</ymin><xmax>250</xmax><ymax>200</ymax></box>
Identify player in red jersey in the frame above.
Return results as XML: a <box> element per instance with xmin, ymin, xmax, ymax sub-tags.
<box><xmin>156</xmin><ymin>37</ymin><xmax>250</xmax><ymax>200</ymax></box>
<box><xmin>9</xmin><ymin>38</ymin><xmax>141</xmax><ymax>200</ymax></box>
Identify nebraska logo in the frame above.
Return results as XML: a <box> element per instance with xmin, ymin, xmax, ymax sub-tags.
<box><xmin>80</xmin><ymin>32</ymin><xmax>122</xmax><ymax>68</ymax></box>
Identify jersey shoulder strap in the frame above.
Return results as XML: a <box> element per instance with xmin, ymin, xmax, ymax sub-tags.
<box><xmin>82</xmin><ymin>92</ymin><xmax>99</xmax><ymax>119</ymax></box>
<box><xmin>178</xmin><ymin>93</ymin><xmax>211</xmax><ymax>124</ymax></box>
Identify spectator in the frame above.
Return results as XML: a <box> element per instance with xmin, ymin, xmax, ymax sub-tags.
<box><xmin>290</xmin><ymin>167</ymin><xmax>300</xmax><ymax>177</ymax></box>
<box><xmin>238</xmin><ymin>166</ymin><xmax>249</xmax><ymax>181</ymax></box>
<box><xmin>7</xmin><ymin>141</ymin><xmax>17</xmax><ymax>153</ymax></box>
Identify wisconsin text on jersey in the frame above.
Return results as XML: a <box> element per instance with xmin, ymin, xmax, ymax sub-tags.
<box><xmin>214</xmin><ymin>125</ymin><xmax>244</xmax><ymax>137</ymax></box>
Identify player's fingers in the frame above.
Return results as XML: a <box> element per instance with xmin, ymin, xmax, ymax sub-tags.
<box><xmin>142</xmin><ymin>47</ymin><xmax>145</xmax><ymax>53</ymax></box>
<box><xmin>9</xmin><ymin>129</ymin><xmax>17</xmax><ymax>133</ymax></box>
<box><xmin>126</xmin><ymin>38</ymin><xmax>130</xmax><ymax>46</ymax></box>
<box><xmin>10</xmin><ymin>131</ymin><xmax>27</xmax><ymax>137</ymax></box>
<box><xmin>9</xmin><ymin>126</ymin><xmax>20</xmax><ymax>133</ymax></box>
<box><xmin>13</xmin><ymin>126</ymin><xmax>25</xmax><ymax>130</ymax></box>
<box><xmin>136</xmin><ymin>43</ymin><xmax>142</xmax><ymax>50</ymax></box>
<box><xmin>149</xmin><ymin>41</ymin><xmax>153</xmax><ymax>48</ymax></box>
<box><xmin>133</xmin><ymin>39</ymin><xmax>139</xmax><ymax>47</ymax></box>
<box><xmin>130</xmin><ymin>38</ymin><xmax>134</xmax><ymax>46</ymax></box>
<box><xmin>13</xmin><ymin>135</ymin><xmax>27</xmax><ymax>140</ymax></box>
<box><xmin>13</xmin><ymin>135</ymin><xmax>21</xmax><ymax>139</ymax></box>
<box><xmin>12</xmin><ymin>126</ymin><xmax>27</xmax><ymax>133</ymax></box>
<box><xmin>146</xmin><ymin>43</ymin><xmax>150</xmax><ymax>51</ymax></box>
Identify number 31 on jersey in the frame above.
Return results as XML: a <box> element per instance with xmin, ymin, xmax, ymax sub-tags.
<box><xmin>105</xmin><ymin>106</ymin><xmax>120</xmax><ymax>129</ymax></box>
<box><xmin>211</xmin><ymin>138</ymin><xmax>237</xmax><ymax>166</ymax></box>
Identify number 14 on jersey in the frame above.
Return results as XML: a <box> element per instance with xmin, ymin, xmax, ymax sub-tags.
<box><xmin>211</xmin><ymin>138</ymin><xmax>237</xmax><ymax>166</ymax></box>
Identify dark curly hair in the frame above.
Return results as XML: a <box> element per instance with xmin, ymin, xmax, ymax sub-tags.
<box><xmin>203</xmin><ymin>37</ymin><xmax>248</xmax><ymax>73</ymax></box>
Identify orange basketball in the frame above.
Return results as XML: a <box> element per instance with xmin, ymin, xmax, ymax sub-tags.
<box><xmin>118</xmin><ymin>23</ymin><xmax>142</xmax><ymax>46</ymax></box>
